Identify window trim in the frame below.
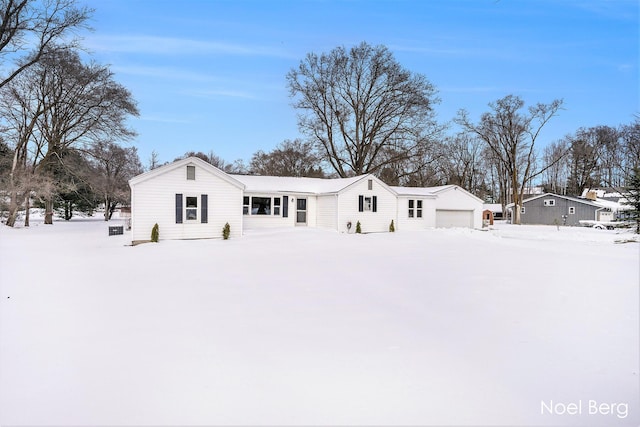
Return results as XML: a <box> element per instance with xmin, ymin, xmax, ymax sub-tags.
<box><xmin>185</xmin><ymin>195</ymin><xmax>198</xmax><ymax>221</ymax></box>
<box><xmin>186</xmin><ymin>165</ymin><xmax>195</xmax><ymax>180</ymax></box>
<box><xmin>568</xmin><ymin>206</ymin><xmax>575</xmax><ymax>215</ymax></box>
<box><xmin>543</xmin><ymin>199</ymin><xmax>556</xmax><ymax>207</ymax></box>
<box><xmin>408</xmin><ymin>199</ymin><xmax>423</xmax><ymax>219</ymax></box>
<box><xmin>244</xmin><ymin>196</ymin><xmax>282</xmax><ymax>216</ymax></box>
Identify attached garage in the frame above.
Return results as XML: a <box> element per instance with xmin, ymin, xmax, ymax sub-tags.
<box><xmin>429</xmin><ymin>185</ymin><xmax>484</xmax><ymax>229</ymax></box>
<box><xmin>436</xmin><ymin>209</ymin><xmax>474</xmax><ymax>228</ymax></box>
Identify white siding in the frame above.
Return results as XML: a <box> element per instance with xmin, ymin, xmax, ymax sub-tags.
<box><xmin>131</xmin><ymin>162</ymin><xmax>243</xmax><ymax>242</ymax></box>
<box><xmin>241</xmin><ymin>193</ymin><xmax>317</xmax><ymax>229</ymax></box>
<box><xmin>316</xmin><ymin>195</ymin><xmax>337</xmax><ymax>230</ymax></box>
<box><xmin>433</xmin><ymin>187</ymin><xmax>483</xmax><ymax>228</ymax></box>
<box><xmin>396</xmin><ymin>196</ymin><xmax>437</xmax><ymax>231</ymax></box>
<box><xmin>337</xmin><ymin>178</ymin><xmax>397</xmax><ymax>233</ymax></box>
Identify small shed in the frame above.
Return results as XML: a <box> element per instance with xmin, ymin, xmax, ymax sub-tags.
<box><xmin>482</xmin><ymin>209</ymin><xmax>494</xmax><ymax>226</ymax></box>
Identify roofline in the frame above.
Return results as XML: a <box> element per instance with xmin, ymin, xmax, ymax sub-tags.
<box><xmin>337</xmin><ymin>174</ymin><xmax>399</xmax><ymax>196</ymax></box>
<box><xmin>505</xmin><ymin>193</ymin><xmax>604</xmax><ymax>208</ymax></box>
<box><xmin>129</xmin><ymin>157</ymin><xmax>245</xmax><ymax>189</ymax></box>
<box><xmin>427</xmin><ymin>185</ymin><xmax>484</xmax><ymax>203</ymax></box>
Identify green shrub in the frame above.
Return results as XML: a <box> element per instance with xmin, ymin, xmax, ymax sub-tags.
<box><xmin>389</xmin><ymin>219</ymin><xmax>395</xmax><ymax>232</ymax></box>
<box><xmin>151</xmin><ymin>223</ymin><xmax>159</xmax><ymax>242</ymax></box>
<box><xmin>355</xmin><ymin>220</ymin><xmax>362</xmax><ymax>234</ymax></box>
<box><xmin>222</xmin><ymin>222</ymin><xmax>231</xmax><ymax>240</ymax></box>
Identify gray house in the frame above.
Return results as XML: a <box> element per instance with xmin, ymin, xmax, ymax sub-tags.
<box><xmin>507</xmin><ymin>193</ymin><xmax>606</xmax><ymax>226</ymax></box>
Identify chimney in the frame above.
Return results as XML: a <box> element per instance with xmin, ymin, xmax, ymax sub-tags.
<box><xmin>585</xmin><ymin>191</ymin><xmax>597</xmax><ymax>201</ymax></box>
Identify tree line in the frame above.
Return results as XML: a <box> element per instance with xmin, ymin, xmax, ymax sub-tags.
<box><xmin>1</xmin><ymin>2</ymin><xmax>637</xmax><ymax>229</ymax></box>
<box><xmin>0</xmin><ymin>0</ymin><xmax>141</xmax><ymax>226</ymax></box>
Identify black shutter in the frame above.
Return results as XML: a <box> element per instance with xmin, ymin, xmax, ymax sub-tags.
<box><xmin>358</xmin><ymin>195</ymin><xmax>364</xmax><ymax>212</ymax></box>
<box><xmin>282</xmin><ymin>196</ymin><xmax>288</xmax><ymax>218</ymax></box>
<box><xmin>175</xmin><ymin>194</ymin><xmax>183</xmax><ymax>223</ymax></box>
<box><xmin>373</xmin><ymin>196</ymin><xmax>377</xmax><ymax>212</ymax></box>
<box><xmin>201</xmin><ymin>194</ymin><xmax>208</xmax><ymax>223</ymax></box>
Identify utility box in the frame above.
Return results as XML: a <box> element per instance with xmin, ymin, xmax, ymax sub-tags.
<box><xmin>108</xmin><ymin>225</ymin><xmax>124</xmax><ymax>236</ymax></box>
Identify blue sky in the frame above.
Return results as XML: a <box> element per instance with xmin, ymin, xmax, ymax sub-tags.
<box><xmin>84</xmin><ymin>0</ymin><xmax>638</xmax><ymax>167</ymax></box>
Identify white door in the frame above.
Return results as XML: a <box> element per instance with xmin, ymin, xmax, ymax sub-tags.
<box><xmin>436</xmin><ymin>209</ymin><xmax>473</xmax><ymax>228</ymax></box>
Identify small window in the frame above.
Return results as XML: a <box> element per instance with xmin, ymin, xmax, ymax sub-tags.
<box><xmin>243</xmin><ymin>196</ymin><xmax>250</xmax><ymax>215</ymax></box>
<box><xmin>543</xmin><ymin>199</ymin><xmax>556</xmax><ymax>207</ymax></box>
<box><xmin>568</xmin><ymin>206</ymin><xmax>575</xmax><ymax>215</ymax></box>
<box><xmin>186</xmin><ymin>196</ymin><xmax>198</xmax><ymax>220</ymax></box>
<box><xmin>187</xmin><ymin>165</ymin><xmax>195</xmax><ymax>180</ymax></box>
<box><xmin>408</xmin><ymin>199</ymin><xmax>422</xmax><ymax>218</ymax></box>
<box><xmin>364</xmin><ymin>196</ymin><xmax>372</xmax><ymax>211</ymax></box>
<box><xmin>521</xmin><ymin>206</ymin><xmax>526</xmax><ymax>214</ymax></box>
<box><xmin>273</xmin><ymin>197</ymin><xmax>281</xmax><ymax>216</ymax></box>
<box><xmin>368</xmin><ymin>179</ymin><xmax>373</xmax><ymax>190</ymax></box>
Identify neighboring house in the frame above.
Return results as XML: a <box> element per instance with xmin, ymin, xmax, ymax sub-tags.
<box><xmin>506</xmin><ymin>193</ymin><xmax>605</xmax><ymax>226</ymax></box>
<box><xmin>129</xmin><ymin>157</ymin><xmax>483</xmax><ymax>242</ymax></box>
<box><xmin>483</xmin><ymin>203</ymin><xmax>503</xmax><ymax>220</ymax></box>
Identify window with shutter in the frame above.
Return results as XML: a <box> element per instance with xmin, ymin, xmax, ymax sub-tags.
<box><xmin>201</xmin><ymin>194</ymin><xmax>208</xmax><ymax>223</ymax></box>
<box><xmin>175</xmin><ymin>194</ymin><xmax>183</xmax><ymax>223</ymax></box>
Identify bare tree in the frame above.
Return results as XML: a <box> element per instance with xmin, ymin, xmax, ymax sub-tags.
<box><xmin>456</xmin><ymin>95</ymin><xmax>563</xmax><ymax>224</ymax></box>
<box><xmin>287</xmin><ymin>42</ymin><xmax>441</xmax><ymax>177</ymax></box>
<box><xmin>88</xmin><ymin>142</ymin><xmax>142</xmax><ymax>221</ymax></box>
<box><xmin>1</xmin><ymin>48</ymin><xmax>138</xmax><ymax>226</ymax></box>
<box><xmin>148</xmin><ymin>150</ymin><xmax>160</xmax><ymax>170</ymax></box>
<box><xmin>249</xmin><ymin>139</ymin><xmax>324</xmax><ymax>177</ymax></box>
<box><xmin>541</xmin><ymin>138</ymin><xmax>570</xmax><ymax>194</ymax></box>
<box><xmin>0</xmin><ymin>0</ymin><xmax>92</xmax><ymax>89</ymax></box>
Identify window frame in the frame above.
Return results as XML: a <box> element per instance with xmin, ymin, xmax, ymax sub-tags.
<box><xmin>185</xmin><ymin>196</ymin><xmax>198</xmax><ymax>221</ymax></box>
<box><xmin>543</xmin><ymin>199</ymin><xmax>556</xmax><ymax>207</ymax></box>
<box><xmin>568</xmin><ymin>206</ymin><xmax>576</xmax><ymax>215</ymax></box>
<box><xmin>186</xmin><ymin>165</ymin><xmax>195</xmax><ymax>180</ymax></box>
<box><xmin>245</xmin><ymin>196</ymin><xmax>282</xmax><ymax>216</ymax></box>
<box><xmin>364</xmin><ymin>196</ymin><xmax>373</xmax><ymax>211</ymax></box>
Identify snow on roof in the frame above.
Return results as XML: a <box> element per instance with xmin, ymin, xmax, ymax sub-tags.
<box><xmin>483</xmin><ymin>203</ymin><xmax>503</xmax><ymax>212</ymax></box>
<box><xmin>391</xmin><ymin>186</ymin><xmax>437</xmax><ymax>197</ymax></box>
<box><xmin>229</xmin><ymin>174</ymin><xmax>367</xmax><ymax>194</ymax></box>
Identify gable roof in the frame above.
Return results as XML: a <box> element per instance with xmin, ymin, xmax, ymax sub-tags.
<box><xmin>230</xmin><ymin>173</ymin><xmax>398</xmax><ymax>196</ymax></box>
<box><xmin>506</xmin><ymin>193</ymin><xmax>603</xmax><ymax>209</ymax></box>
<box><xmin>393</xmin><ymin>184</ymin><xmax>483</xmax><ymax>203</ymax></box>
<box><xmin>129</xmin><ymin>157</ymin><xmax>245</xmax><ymax>189</ymax></box>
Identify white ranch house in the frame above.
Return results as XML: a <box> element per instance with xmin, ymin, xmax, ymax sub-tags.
<box><xmin>128</xmin><ymin>157</ymin><xmax>483</xmax><ymax>243</ymax></box>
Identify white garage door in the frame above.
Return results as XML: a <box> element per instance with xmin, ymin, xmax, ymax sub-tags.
<box><xmin>436</xmin><ymin>209</ymin><xmax>474</xmax><ymax>228</ymax></box>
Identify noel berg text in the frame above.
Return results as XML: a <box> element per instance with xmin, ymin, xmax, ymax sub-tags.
<box><xmin>541</xmin><ymin>400</ymin><xmax>628</xmax><ymax>419</ymax></box>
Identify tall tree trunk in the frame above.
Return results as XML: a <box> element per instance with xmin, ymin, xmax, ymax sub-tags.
<box><xmin>24</xmin><ymin>197</ymin><xmax>30</xmax><ymax>227</ymax></box>
<box><xmin>44</xmin><ymin>198</ymin><xmax>54</xmax><ymax>224</ymax></box>
<box><xmin>104</xmin><ymin>196</ymin><xmax>110</xmax><ymax>221</ymax></box>
<box><xmin>6</xmin><ymin>191</ymin><xmax>20</xmax><ymax>227</ymax></box>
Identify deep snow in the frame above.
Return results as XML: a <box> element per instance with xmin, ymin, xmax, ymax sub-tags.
<box><xmin>0</xmin><ymin>215</ymin><xmax>638</xmax><ymax>426</ymax></box>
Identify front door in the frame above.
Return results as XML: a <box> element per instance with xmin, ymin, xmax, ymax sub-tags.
<box><xmin>296</xmin><ymin>198</ymin><xmax>307</xmax><ymax>225</ymax></box>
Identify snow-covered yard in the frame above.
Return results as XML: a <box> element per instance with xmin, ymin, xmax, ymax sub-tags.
<box><xmin>1</xmin><ymin>216</ymin><xmax>638</xmax><ymax>426</ymax></box>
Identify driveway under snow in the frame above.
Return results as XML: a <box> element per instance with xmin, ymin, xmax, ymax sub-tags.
<box><xmin>0</xmin><ymin>218</ymin><xmax>638</xmax><ymax>426</ymax></box>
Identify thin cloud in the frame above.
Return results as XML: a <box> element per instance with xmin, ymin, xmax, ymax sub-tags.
<box><xmin>111</xmin><ymin>65</ymin><xmax>220</xmax><ymax>82</ymax></box>
<box><xmin>86</xmin><ymin>34</ymin><xmax>293</xmax><ymax>58</ymax></box>
<box><xmin>180</xmin><ymin>89</ymin><xmax>257</xmax><ymax>100</ymax></box>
